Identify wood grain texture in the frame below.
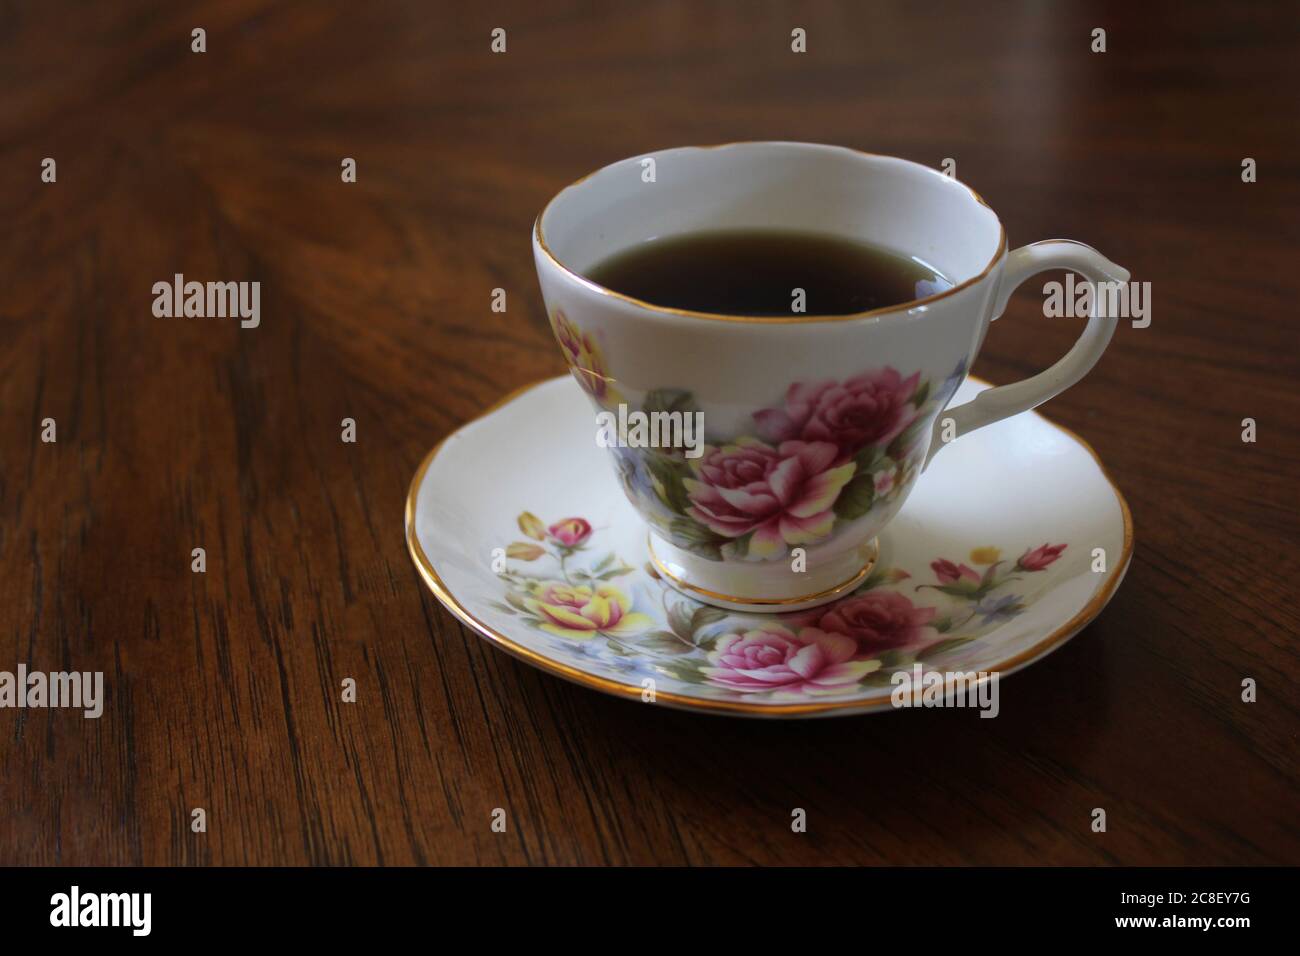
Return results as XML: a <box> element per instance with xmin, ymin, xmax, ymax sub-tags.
<box><xmin>1</xmin><ymin>0</ymin><xmax>1296</xmax><ymax>866</ymax></box>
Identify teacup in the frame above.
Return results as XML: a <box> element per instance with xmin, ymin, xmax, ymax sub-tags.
<box><xmin>532</xmin><ymin>142</ymin><xmax>1127</xmax><ymax>612</ymax></box>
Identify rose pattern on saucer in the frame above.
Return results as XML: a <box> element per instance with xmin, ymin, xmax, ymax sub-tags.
<box><xmin>491</xmin><ymin>510</ymin><xmax>1067</xmax><ymax>701</ymax></box>
<box><xmin>549</xmin><ymin>309</ymin><xmax>968</xmax><ymax>564</ymax></box>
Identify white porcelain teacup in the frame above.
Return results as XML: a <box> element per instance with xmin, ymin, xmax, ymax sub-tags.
<box><xmin>532</xmin><ymin>142</ymin><xmax>1127</xmax><ymax>612</ymax></box>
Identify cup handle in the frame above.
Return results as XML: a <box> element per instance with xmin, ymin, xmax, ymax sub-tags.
<box><xmin>924</xmin><ymin>239</ymin><xmax>1129</xmax><ymax>468</ymax></box>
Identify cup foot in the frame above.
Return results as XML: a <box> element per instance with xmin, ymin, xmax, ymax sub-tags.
<box><xmin>646</xmin><ymin>534</ymin><xmax>879</xmax><ymax>613</ymax></box>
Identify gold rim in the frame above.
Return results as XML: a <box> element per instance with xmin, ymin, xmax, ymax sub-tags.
<box><xmin>404</xmin><ymin>376</ymin><xmax>1135</xmax><ymax>717</ymax></box>
<box><xmin>647</xmin><ymin>534</ymin><xmax>878</xmax><ymax>606</ymax></box>
<box><xmin>533</xmin><ymin>142</ymin><xmax>1008</xmax><ymax>325</ymax></box>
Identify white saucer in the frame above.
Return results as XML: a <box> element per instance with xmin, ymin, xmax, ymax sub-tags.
<box><xmin>406</xmin><ymin>376</ymin><xmax>1132</xmax><ymax>718</ymax></box>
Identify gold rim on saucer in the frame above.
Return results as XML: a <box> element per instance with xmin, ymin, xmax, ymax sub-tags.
<box><xmin>404</xmin><ymin>376</ymin><xmax>1135</xmax><ymax>717</ymax></box>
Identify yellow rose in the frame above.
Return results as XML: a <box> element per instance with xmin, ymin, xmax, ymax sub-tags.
<box><xmin>524</xmin><ymin>581</ymin><xmax>651</xmax><ymax>640</ymax></box>
<box><xmin>550</xmin><ymin>311</ymin><xmax>622</xmax><ymax>406</ymax></box>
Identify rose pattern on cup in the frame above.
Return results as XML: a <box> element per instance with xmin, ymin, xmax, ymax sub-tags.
<box><xmin>684</xmin><ymin>439</ymin><xmax>856</xmax><ymax>559</ymax></box>
<box><xmin>491</xmin><ymin>511</ymin><xmax>1069</xmax><ymax>701</ymax></box>
<box><xmin>534</xmin><ymin>147</ymin><xmax>1128</xmax><ymax>612</ymax></box>
<box><xmin>651</xmin><ymin>378</ymin><xmax>924</xmax><ymax>561</ymax></box>
<box><xmin>753</xmin><ymin>367</ymin><xmax>922</xmax><ymax>459</ymax></box>
<box><xmin>549</xmin><ymin>309</ymin><xmax>623</xmax><ymax>407</ymax></box>
<box><xmin>550</xmin><ymin>308</ymin><xmax>964</xmax><ymax>565</ymax></box>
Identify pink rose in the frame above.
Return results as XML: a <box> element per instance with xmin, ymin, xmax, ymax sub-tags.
<box><xmin>684</xmin><ymin>439</ymin><xmax>855</xmax><ymax>559</ymax></box>
<box><xmin>703</xmin><ymin>625</ymin><xmax>879</xmax><ymax>695</ymax></box>
<box><xmin>931</xmin><ymin>559</ymin><xmax>980</xmax><ymax>585</ymax></box>
<box><xmin>547</xmin><ymin>517</ymin><xmax>592</xmax><ymax>548</ymax></box>
<box><xmin>1017</xmin><ymin>543</ymin><xmax>1067</xmax><ymax>571</ymax></box>
<box><xmin>753</xmin><ymin>368</ymin><xmax>921</xmax><ymax>459</ymax></box>
<box><xmin>817</xmin><ymin>590</ymin><xmax>938</xmax><ymax>655</ymax></box>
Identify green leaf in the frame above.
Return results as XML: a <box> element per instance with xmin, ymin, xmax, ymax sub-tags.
<box><xmin>635</xmin><ymin>631</ymin><xmax>696</xmax><ymax>655</ymax></box>
<box><xmin>668</xmin><ymin>515</ymin><xmax>716</xmax><ymax>543</ymax></box>
<box><xmin>668</xmin><ymin>517</ymin><xmax>728</xmax><ymax>562</ymax></box>
<box><xmin>659</xmin><ymin>663</ymin><xmax>708</xmax><ymax>685</ymax></box>
<box><xmin>667</xmin><ymin>602</ymin><xmax>695</xmax><ymax>641</ymax></box>
<box><xmin>642</xmin><ymin>388</ymin><xmax>700</xmax><ymax>417</ymax></box>
<box><xmin>680</xmin><ymin>539</ymin><xmax>724</xmax><ymax>561</ymax></box>
<box><xmin>853</xmin><ymin>445</ymin><xmax>881</xmax><ymax>473</ymax></box>
<box><xmin>919</xmin><ymin>637</ymin><xmax>975</xmax><ymax>660</ymax></box>
<box><xmin>695</xmin><ymin>633</ymin><xmax>721</xmax><ymax>652</ymax></box>
<box><xmin>979</xmin><ymin>561</ymin><xmax>1004</xmax><ymax>587</ymax></box>
<box><xmin>592</xmin><ymin>553</ymin><xmax>615</xmax><ymax>574</ymax></box>
<box><xmin>486</xmin><ymin>601</ymin><xmax>517</xmax><ymax>616</ymax></box>
<box><xmin>876</xmin><ymin>649</ymin><xmax>905</xmax><ymax>670</ymax></box>
<box><xmin>646</xmin><ymin>455</ymin><xmax>693</xmax><ymax>515</ymax></box>
<box><xmin>504</xmin><ymin>590</ymin><xmax>531</xmax><ymax>612</ymax></box>
<box><xmin>727</xmin><ymin>532</ymin><xmax>751</xmax><ymax>560</ymax></box>
<box><xmin>911</xmin><ymin>380</ymin><xmax>931</xmax><ymax>408</ymax></box>
<box><xmin>860</xmin><ymin>668</ymin><xmax>898</xmax><ymax>687</ymax></box>
<box><xmin>887</xmin><ymin>419</ymin><xmax>926</xmax><ymax>459</ymax></box>
<box><xmin>857</xmin><ymin>565</ymin><xmax>889</xmax><ymax>592</ymax></box>
<box><xmin>689</xmin><ymin>605</ymin><xmax>728</xmax><ymax>635</ymax></box>
<box><xmin>833</xmin><ymin>472</ymin><xmax>875</xmax><ymax>521</ymax></box>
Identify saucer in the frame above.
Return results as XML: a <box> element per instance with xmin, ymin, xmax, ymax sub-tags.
<box><xmin>406</xmin><ymin>376</ymin><xmax>1132</xmax><ymax>718</ymax></box>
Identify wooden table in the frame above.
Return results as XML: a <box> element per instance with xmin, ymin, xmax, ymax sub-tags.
<box><xmin>2</xmin><ymin>0</ymin><xmax>1296</xmax><ymax>866</ymax></box>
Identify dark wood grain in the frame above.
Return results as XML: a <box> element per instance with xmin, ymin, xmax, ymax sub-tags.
<box><xmin>1</xmin><ymin>0</ymin><xmax>1296</xmax><ymax>866</ymax></box>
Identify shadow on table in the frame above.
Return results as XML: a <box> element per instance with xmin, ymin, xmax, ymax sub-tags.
<box><xmin>575</xmin><ymin>615</ymin><xmax>1116</xmax><ymax>864</ymax></box>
